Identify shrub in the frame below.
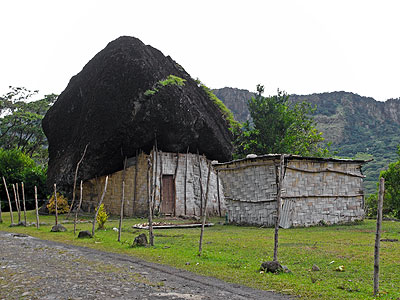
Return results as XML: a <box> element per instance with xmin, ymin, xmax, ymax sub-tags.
<box><xmin>47</xmin><ymin>192</ymin><xmax>69</xmax><ymax>214</ymax></box>
<box><xmin>96</xmin><ymin>204</ymin><xmax>108</xmax><ymax>229</ymax></box>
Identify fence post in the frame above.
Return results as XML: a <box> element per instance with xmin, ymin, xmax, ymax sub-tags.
<box><xmin>374</xmin><ymin>177</ymin><xmax>384</xmax><ymax>295</ymax></box>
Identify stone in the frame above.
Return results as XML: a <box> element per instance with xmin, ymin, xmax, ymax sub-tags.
<box><xmin>78</xmin><ymin>230</ymin><xmax>92</xmax><ymax>238</ymax></box>
<box><xmin>312</xmin><ymin>264</ymin><xmax>320</xmax><ymax>271</ymax></box>
<box><xmin>51</xmin><ymin>224</ymin><xmax>67</xmax><ymax>232</ymax></box>
<box><xmin>132</xmin><ymin>233</ymin><xmax>148</xmax><ymax>247</ymax></box>
<box><xmin>42</xmin><ymin>36</ymin><xmax>233</xmax><ymax>191</ymax></box>
<box><xmin>9</xmin><ymin>221</ymin><xmax>26</xmax><ymax>227</ymax></box>
<box><xmin>260</xmin><ymin>261</ymin><xmax>283</xmax><ymax>273</ymax></box>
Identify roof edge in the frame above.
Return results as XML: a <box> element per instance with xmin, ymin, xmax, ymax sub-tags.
<box><xmin>213</xmin><ymin>154</ymin><xmax>373</xmax><ymax>166</ymax></box>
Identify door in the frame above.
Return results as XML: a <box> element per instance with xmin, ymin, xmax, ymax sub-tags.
<box><xmin>161</xmin><ymin>175</ymin><xmax>175</xmax><ymax>215</ymax></box>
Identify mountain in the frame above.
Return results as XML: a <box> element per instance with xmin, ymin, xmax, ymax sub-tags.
<box><xmin>213</xmin><ymin>87</ymin><xmax>400</xmax><ymax>194</ymax></box>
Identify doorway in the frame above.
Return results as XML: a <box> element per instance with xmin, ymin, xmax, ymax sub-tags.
<box><xmin>161</xmin><ymin>175</ymin><xmax>175</xmax><ymax>215</ymax></box>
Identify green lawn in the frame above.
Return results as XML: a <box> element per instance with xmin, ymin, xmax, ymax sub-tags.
<box><xmin>1</xmin><ymin>211</ymin><xmax>399</xmax><ymax>299</ymax></box>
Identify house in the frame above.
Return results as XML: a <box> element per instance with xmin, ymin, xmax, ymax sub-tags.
<box><xmin>81</xmin><ymin>151</ymin><xmax>225</xmax><ymax>217</ymax></box>
<box><xmin>214</xmin><ymin>154</ymin><xmax>369</xmax><ymax>228</ymax></box>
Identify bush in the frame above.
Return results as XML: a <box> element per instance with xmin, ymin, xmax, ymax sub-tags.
<box><xmin>47</xmin><ymin>192</ymin><xmax>69</xmax><ymax>214</ymax></box>
<box><xmin>96</xmin><ymin>204</ymin><xmax>108</xmax><ymax>229</ymax></box>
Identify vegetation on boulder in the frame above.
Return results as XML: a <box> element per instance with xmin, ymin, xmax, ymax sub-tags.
<box><xmin>144</xmin><ymin>75</ymin><xmax>186</xmax><ymax>96</ymax></box>
<box><xmin>198</xmin><ymin>81</ymin><xmax>240</xmax><ymax>131</ymax></box>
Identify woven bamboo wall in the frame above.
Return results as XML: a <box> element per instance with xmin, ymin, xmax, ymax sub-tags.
<box><xmin>81</xmin><ymin>152</ymin><xmax>225</xmax><ymax>217</ymax></box>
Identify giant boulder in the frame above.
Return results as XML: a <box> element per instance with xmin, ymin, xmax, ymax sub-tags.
<box><xmin>42</xmin><ymin>36</ymin><xmax>233</xmax><ymax>191</ymax></box>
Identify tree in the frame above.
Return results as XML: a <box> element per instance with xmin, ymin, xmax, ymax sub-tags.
<box><xmin>378</xmin><ymin>146</ymin><xmax>400</xmax><ymax>218</ymax></box>
<box><xmin>0</xmin><ymin>148</ymin><xmax>47</xmax><ymax>211</ymax></box>
<box><xmin>233</xmin><ymin>85</ymin><xmax>329</xmax><ymax>158</ymax></box>
<box><xmin>0</xmin><ymin>86</ymin><xmax>57</xmax><ymax>165</ymax></box>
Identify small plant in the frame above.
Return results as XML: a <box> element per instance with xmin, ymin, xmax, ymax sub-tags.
<box><xmin>144</xmin><ymin>75</ymin><xmax>186</xmax><ymax>97</ymax></box>
<box><xmin>159</xmin><ymin>75</ymin><xmax>186</xmax><ymax>87</ymax></box>
<box><xmin>47</xmin><ymin>193</ymin><xmax>69</xmax><ymax>214</ymax></box>
<box><xmin>96</xmin><ymin>204</ymin><xmax>108</xmax><ymax>229</ymax></box>
<box><xmin>144</xmin><ymin>89</ymin><xmax>156</xmax><ymax>96</ymax></box>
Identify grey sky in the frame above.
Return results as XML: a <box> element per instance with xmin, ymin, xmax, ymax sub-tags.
<box><xmin>1</xmin><ymin>0</ymin><xmax>399</xmax><ymax>101</ymax></box>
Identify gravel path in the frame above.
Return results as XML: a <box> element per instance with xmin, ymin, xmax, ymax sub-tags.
<box><xmin>0</xmin><ymin>231</ymin><xmax>292</xmax><ymax>300</ymax></box>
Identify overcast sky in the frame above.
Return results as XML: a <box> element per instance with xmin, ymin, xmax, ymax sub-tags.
<box><xmin>1</xmin><ymin>0</ymin><xmax>399</xmax><ymax>101</ymax></box>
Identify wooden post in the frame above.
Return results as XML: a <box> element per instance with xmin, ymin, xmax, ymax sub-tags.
<box><xmin>92</xmin><ymin>176</ymin><xmax>109</xmax><ymax>237</ymax></box>
<box><xmin>199</xmin><ymin>161</ymin><xmax>212</xmax><ymax>256</ymax></box>
<box><xmin>34</xmin><ymin>186</ymin><xmax>39</xmax><ymax>229</ymax></box>
<box><xmin>151</xmin><ymin>147</ymin><xmax>158</xmax><ymax>213</ymax></box>
<box><xmin>67</xmin><ymin>143</ymin><xmax>89</xmax><ymax>219</ymax></box>
<box><xmin>0</xmin><ymin>195</ymin><xmax>2</xmax><ymax>223</ymax></box>
<box><xmin>197</xmin><ymin>151</ymin><xmax>204</xmax><ymax>216</ymax></box>
<box><xmin>2</xmin><ymin>177</ymin><xmax>14</xmax><ymax>224</ymax></box>
<box><xmin>173</xmin><ymin>152</ymin><xmax>180</xmax><ymax>216</ymax></box>
<box><xmin>149</xmin><ymin>149</ymin><xmax>155</xmax><ymax>217</ymax></box>
<box><xmin>147</xmin><ymin>157</ymin><xmax>154</xmax><ymax>246</ymax></box>
<box><xmin>374</xmin><ymin>177</ymin><xmax>385</xmax><ymax>295</ymax></box>
<box><xmin>158</xmin><ymin>150</ymin><xmax>163</xmax><ymax>214</ymax></box>
<box><xmin>53</xmin><ymin>184</ymin><xmax>58</xmax><ymax>225</ymax></box>
<box><xmin>74</xmin><ymin>181</ymin><xmax>83</xmax><ymax>236</ymax></box>
<box><xmin>16</xmin><ymin>183</ymin><xmax>22</xmax><ymax>221</ymax></box>
<box><xmin>273</xmin><ymin>154</ymin><xmax>285</xmax><ymax>262</ymax></box>
<box><xmin>21</xmin><ymin>182</ymin><xmax>27</xmax><ymax>226</ymax></box>
<box><xmin>184</xmin><ymin>147</ymin><xmax>189</xmax><ymax>215</ymax></box>
<box><xmin>118</xmin><ymin>157</ymin><xmax>127</xmax><ymax>242</ymax></box>
<box><xmin>12</xmin><ymin>184</ymin><xmax>21</xmax><ymax>223</ymax></box>
<box><xmin>133</xmin><ymin>150</ymin><xmax>138</xmax><ymax>215</ymax></box>
<box><xmin>216</xmin><ymin>170</ymin><xmax>222</xmax><ymax>217</ymax></box>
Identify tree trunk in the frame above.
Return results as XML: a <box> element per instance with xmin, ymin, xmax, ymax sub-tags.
<box><xmin>147</xmin><ymin>157</ymin><xmax>154</xmax><ymax>246</ymax></box>
<box><xmin>118</xmin><ymin>157</ymin><xmax>127</xmax><ymax>242</ymax></box>
<box><xmin>158</xmin><ymin>150</ymin><xmax>163</xmax><ymax>214</ymax></box>
<box><xmin>152</xmin><ymin>147</ymin><xmax>158</xmax><ymax>213</ymax></box>
<box><xmin>173</xmin><ymin>152</ymin><xmax>180</xmax><ymax>216</ymax></box>
<box><xmin>67</xmin><ymin>143</ymin><xmax>88</xmax><ymax>219</ymax></box>
<box><xmin>15</xmin><ymin>183</ymin><xmax>21</xmax><ymax>223</ymax></box>
<box><xmin>184</xmin><ymin>147</ymin><xmax>189</xmax><ymax>215</ymax></box>
<box><xmin>53</xmin><ymin>184</ymin><xmax>58</xmax><ymax>225</ymax></box>
<box><xmin>2</xmin><ymin>177</ymin><xmax>14</xmax><ymax>224</ymax></box>
<box><xmin>21</xmin><ymin>182</ymin><xmax>27</xmax><ymax>226</ymax></box>
<box><xmin>34</xmin><ymin>186</ymin><xmax>39</xmax><ymax>229</ymax></box>
<box><xmin>197</xmin><ymin>151</ymin><xmax>203</xmax><ymax>216</ymax></box>
<box><xmin>12</xmin><ymin>184</ymin><xmax>21</xmax><ymax>223</ymax></box>
<box><xmin>374</xmin><ymin>177</ymin><xmax>385</xmax><ymax>295</ymax></box>
<box><xmin>199</xmin><ymin>160</ymin><xmax>212</xmax><ymax>256</ymax></box>
<box><xmin>273</xmin><ymin>154</ymin><xmax>285</xmax><ymax>262</ymax></box>
<box><xmin>133</xmin><ymin>150</ymin><xmax>138</xmax><ymax>215</ymax></box>
<box><xmin>92</xmin><ymin>176</ymin><xmax>109</xmax><ymax>237</ymax></box>
<box><xmin>74</xmin><ymin>181</ymin><xmax>84</xmax><ymax>236</ymax></box>
<box><xmin>216</xmin><ymin>170</ymin><xmax>221</xmax><ymax>217</ymax></box>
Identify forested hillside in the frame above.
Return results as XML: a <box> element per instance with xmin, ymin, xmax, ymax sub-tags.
<box><xmin>213</xmin><ymin>88</ymin><xmax>400</xmax><ymax>195</ymax></box>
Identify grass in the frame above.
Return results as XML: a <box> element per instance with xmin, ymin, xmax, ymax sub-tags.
<box><xmin>1</xmin><ymin>211</ymin><xmax>399</xmax><ymax>299</ymax></box>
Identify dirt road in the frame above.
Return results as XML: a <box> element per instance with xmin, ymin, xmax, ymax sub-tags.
<box><xmin>0</xmin><ymin>231</ymin><xmax>292</xmax><ymax>300</ymax></box>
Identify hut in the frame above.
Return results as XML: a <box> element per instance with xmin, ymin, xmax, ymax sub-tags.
<box><xmin>81</xmin><ymin>151</ymin><xmax>224</xmax><ymax>217</ymax></box>
<box><xmin>214</xmin><ymin>154</ymin><xmax>369</xmax><ymax>228</ymax></box>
